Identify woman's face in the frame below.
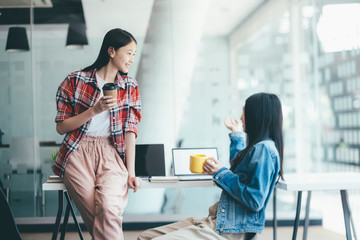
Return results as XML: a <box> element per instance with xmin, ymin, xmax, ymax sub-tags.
<box><xmin>241</xmin><ymin>106</ymin><xmax>246</xmax><ymax>132</ymax></box>
<box><xmin>109</xmin><ymin>40</ymin><xmax>136</xmax><ymax>73</ymax></box>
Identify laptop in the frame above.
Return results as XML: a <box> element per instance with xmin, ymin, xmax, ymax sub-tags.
<box><xmin>135</xmin><ymin>144</ymin><xmax>166</xmax><ymax>179</ymax></box>
<box><xmin>172</xmin><ymin>147</ymin><xmax>218</xmax><ymax>181</ymax></box>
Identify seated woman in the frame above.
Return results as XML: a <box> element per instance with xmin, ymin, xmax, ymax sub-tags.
<box><xmin>0</xmin><ymin>187</ymin><xmax>22</xmax><ymax>240</ymax></box>
<box><xmin>138</xmin><ymin>92</ymin><xmax>284</xmax><ymax>240</ymax></box>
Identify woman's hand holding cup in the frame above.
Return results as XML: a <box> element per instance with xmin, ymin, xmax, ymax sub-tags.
<box><xmin>93</xmin><ymin>96</ymin><xmax>117</xmax><ymax>114</ymax></box>
<box><xmin>203</xmin><ymin>157</ymin><xmax>223</xmax><ymax>175</ymax></box>
<box><xmin>93</xmin><ymin>82</ymin><xmax>118</xmax><ymax>114</ymax></box>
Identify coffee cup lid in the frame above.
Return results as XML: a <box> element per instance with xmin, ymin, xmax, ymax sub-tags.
<box><xmin>102</xmin><ymin>83</ymin><xmax>117</xmax><ymax>90</ymax></box>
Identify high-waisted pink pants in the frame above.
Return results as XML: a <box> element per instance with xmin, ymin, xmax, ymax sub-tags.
<box><xmin>63</xmin><ymin>136</ymin><xmax>128</xmax><ymax>240</ymax></box>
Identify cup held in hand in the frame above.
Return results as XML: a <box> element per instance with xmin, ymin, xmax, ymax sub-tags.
<box><xmin>190</xmin><ymin>154</ymin><xmax>208</xmax><ymax>174</ymax></box>
<box><xmin>102</xmin><ymin>83</ymin><xmax>117</xmax><ymax>100</ymax></box>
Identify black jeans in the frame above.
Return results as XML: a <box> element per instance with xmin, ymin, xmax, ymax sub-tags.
<box><xmin>0</xmin><ymin>187</ymin><xmax>22</xmax><ymax>240</ymax></box>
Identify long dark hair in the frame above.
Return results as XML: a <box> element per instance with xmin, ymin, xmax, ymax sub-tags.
<box><xmin>82</xmin><ymin>28</ymin><xmax>137</xmax><ymax>71</ymax></box>
<box><xmin>230</xmin><ymin>93</ymin><xmax>284</xmax><ymax>179</ymax></box>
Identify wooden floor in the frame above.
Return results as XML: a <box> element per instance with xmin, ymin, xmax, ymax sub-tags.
<box><xmin>20</xmin><ymin>226</ymin><xmax>346</xmax><ymax>240</ymax></box>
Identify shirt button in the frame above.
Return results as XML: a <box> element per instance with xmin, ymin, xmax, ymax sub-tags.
<box><xmin>219</xmin><ymin>228</ymin><xmax>223</xmax><ymax>232</ymax></box>
<box><xmin>221</xmin><ymin>209</ymin><xmax>225</xmax><ymax>213</ymax></box>
<box><xmin>216</xmin><ymin>176</ymin><xmax>219</xmax><ymax>180</ymax></box>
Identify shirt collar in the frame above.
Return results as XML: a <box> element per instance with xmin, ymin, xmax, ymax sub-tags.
<box><xmin>88</xmin><ymin>69</ymin><xmax>97</xmax><ymax>86</ymax></box>
<box><xmin>90</xmin><ymin>69</ymin><xmax>125</xmax><ymax>89</ymax></box>
<box><xmin>114</xmin><ymin>71</ymin><xmax>125</xmax><ymax>89</ymax></box>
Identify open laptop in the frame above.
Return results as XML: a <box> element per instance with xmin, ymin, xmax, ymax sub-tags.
<box><xmin>172</xmin><ymin>147</ymin><xmax>218</xmax><ymax>181</ymax></box>
<box><xmin>135</xmin><ymin>144</ymin><xmax>166</xmax><ymax>179</ymax></box>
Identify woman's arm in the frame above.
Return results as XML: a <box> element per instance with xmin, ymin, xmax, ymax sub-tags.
<box><xmin>229</xmin><ymin>132</ymin><xmax>245</xmax><ymax>161</ymax></box>
<box><xmin>125</xmin><ymin>131</ymin><xmax>141</xmax><ymax>192</ymax></box>
<box><xmin>124</xmin><ymin>78</ymin><xmax>142</xmax><ymax>192</ymax></box>
<box><xmin>224</xmin><ymin>118</ymin><xmax>245</xmax><ymax>161</ymax></box>
<box><xmin>213</xmin><ymin>144</ymin><xmax>277</xmax><ymax>212</ymax></box>
<box><xmin>56</xmin><ymin>96</ymin><xmax>116</xmax><ymax>135</ymax></box>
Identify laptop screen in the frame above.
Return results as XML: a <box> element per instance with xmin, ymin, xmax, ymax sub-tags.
<box><xmin>172</xmin><ymin>147</ymin><xmax>218</xmax><ymax>176</ymax></box>
<box><xmin>135</xmin><ymin>144</ymin><xmax>165</xmax><ymax>177</ymax></box>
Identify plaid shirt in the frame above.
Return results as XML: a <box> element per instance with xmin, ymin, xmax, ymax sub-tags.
<box><xmin>53</xmin><ymin>69</ymin><xmax>141</xmax><ymax>177</ymax></box>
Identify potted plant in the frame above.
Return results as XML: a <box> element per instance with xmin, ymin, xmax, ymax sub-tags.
<box><xmin>51</xmin><ymin>149</ymin><xmax>59</xmax><ymax>165</ymax></box>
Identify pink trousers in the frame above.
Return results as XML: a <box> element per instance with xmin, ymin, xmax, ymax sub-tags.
<box><xmin>63</xmin><ymin>136</ymin><xmax>128</xmax><ymax>240</ymax></box>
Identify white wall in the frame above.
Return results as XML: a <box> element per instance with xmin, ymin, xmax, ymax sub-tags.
<box><xmin>178</xmin><ymin>36</ymin><xmax>235</xmax><ymax>166</ymax></box>
<box><xmin>136</xmin><ymin>0</ymin><xmax>209</xmax><ymax>170</ymax></box>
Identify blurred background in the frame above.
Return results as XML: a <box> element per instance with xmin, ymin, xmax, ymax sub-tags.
<box><xmin>0</xmin><ymin>0</ymin><xmax>360</xmax><ymax>237</ymax></box>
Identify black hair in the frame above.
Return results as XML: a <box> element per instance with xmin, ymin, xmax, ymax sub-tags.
<box><xmin>230</xmin><ymin>92</ymin><xmax>284</xmax><ymax>179</ymax></box>
<box><xmin>82</xmin><ymin>28</ymin><xmax>137</xmax><ymax>72</ymax></box>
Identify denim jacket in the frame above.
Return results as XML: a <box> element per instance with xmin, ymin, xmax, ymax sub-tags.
<box><xmin>213</xmin><ymin>132</ymin><xmax>280</xmax><ymax>234</ymax></box>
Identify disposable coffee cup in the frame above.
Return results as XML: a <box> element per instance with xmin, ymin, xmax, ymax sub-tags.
<box><xmin>190</xmin><ymin>154</ymin><xmax>208</xmax><ymax>174</ymax></box>
<box><xmin>102</xmin><ymin>83</ymin><xmax>117</xmax><ymax>100</ymax></box>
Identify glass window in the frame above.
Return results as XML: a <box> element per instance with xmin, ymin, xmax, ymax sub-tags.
<box><xmin>230</xmin><ymin>0</ymin><xmax>360</xmax><ymax>235</ymax></box>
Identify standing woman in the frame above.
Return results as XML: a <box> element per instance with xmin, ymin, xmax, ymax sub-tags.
<box><xmin>54</xmin><ymin>28</ymin><xmax>142</xmax><ymax>240</ymax></box>
<box><xmin>138</xmin><ymin>92</ymin><xmax>283</xmax><ymax>240</ymax></box>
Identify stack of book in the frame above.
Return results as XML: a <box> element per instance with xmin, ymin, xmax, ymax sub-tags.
<box><xmin>46</xmin><ymin>175</ymin><xmax>64</xmax><ymax>183</ymax></box>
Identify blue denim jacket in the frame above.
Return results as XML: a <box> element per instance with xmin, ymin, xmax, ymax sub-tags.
<box><xmin>213</xmin><ymin>132</ymin><xmax>280</xmax><ymax>234</ymax></box>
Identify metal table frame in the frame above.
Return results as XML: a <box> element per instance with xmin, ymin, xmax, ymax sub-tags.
<box><xmin>272</xmin><ymin>172</ymin><xmax>360</xmax><ymax>240</ymax></box>
<box><xmin>51</xmin><ymin>190</ymin><xmax>84</xmax><ymax>240</ymax></box>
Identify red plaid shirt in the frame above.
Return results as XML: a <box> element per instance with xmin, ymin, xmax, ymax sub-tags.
<box><xmin>53</xmin><ymin>69</ymin><xmax>141</xmax><ymax>177</ymax></box>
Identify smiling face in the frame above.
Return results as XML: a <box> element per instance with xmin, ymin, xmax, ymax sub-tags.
<box><xmin>108</xmin><ymin>40</ymin><xmax>136</xmax><ymax>73</ymax></box>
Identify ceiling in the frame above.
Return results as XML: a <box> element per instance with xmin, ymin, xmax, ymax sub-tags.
<box><xmin>0</xmin><ymin>0</ymin><xmax>266</xmax><ymax>38</ymax></box>
<box><xmin>203</xmin><ymin>0</ymin><xmax>265</xmax><ymax>37</ymax></box>
<box><xmin>82</xmin><ymin>0</ymin><xmax>154</xmax><ymax>38</ymax></box>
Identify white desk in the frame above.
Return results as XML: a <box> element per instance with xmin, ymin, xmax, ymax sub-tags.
<box><xmin>45</xmin><ymin>173</ymin><xmax>360</xmax><ymax>240</ymax></box>
<box><xmin>273</xmin><ymin>172</ymin><xmax>360</xmax><ymax>240</ymax></box>
<box><xmin>43</xmin><ymin>182</ymin><xmax>66</xmax><ymax>191</ymax></box>
<box><xmin>42</xmin><ymin>179</ymin><xmax>215</xmax><ymax>191</ymax></box>
<box><xmin>42</xmin><ymin>179</ymin><xmax>215</xmax><ymax>240</ymax></box>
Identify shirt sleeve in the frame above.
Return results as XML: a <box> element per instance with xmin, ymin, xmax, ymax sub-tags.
<box><xmin>124</xmin><ymin>81</ymin><xmax>141</xmax><ymax>136</ymax></box>
<box><xmin>55</xmin><ymin>75</ymin><xmax>74</xmax><ymax>123</ymax></box>
<box><xmin>229</xmin><ymin>132</ymin><xmax>245</xmax><ymax>162</ymax></box>
<box><xmin>213</xmin><ymin>144</ymin><xmax>276</xmax><ymax>212</ymax></box>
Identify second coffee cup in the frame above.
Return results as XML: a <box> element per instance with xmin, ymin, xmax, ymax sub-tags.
<box><xmin>190</xmin><ymin>154</ymin><xmax>208</xmax><ymax>174</ymax></box>
<box><xmin>102</xmin><ymin>83</ymin><xmax>117</xmax><ymax>100</ymax></box>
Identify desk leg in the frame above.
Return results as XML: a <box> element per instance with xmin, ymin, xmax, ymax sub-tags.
<box><xmin>346</xmin><ymin>191</ymin><xmax>358</xmax><ymax>240</ymax></box>
<box><xmin>350</xmin><ymin>211</ymin><xmax>358</xmax><ymax>240</ymax></box>
<box><xmin>340</xmin><ymin>190</ymin><xmax>353</xmax><ymax>240</ymax></box>
<box><xmin>64</xmin><ymin>191</ymin><xmax>84</xmax><ymax>240</ymax></box>
<box><xmin>273</xmin><ymin>187</ymin><xmax>277</xmax><ymax>240</ymax></box>
<box><xmin>52</xmin><ymin>190</ymin><xmax>64</xmax><ymax>240</ymax></box>
<box><xmin>42</xmin><ymin>190</ymin><xmax>46</xmax><ymax>217</ymax></box>
<box><xmin>60</xmin><ymin>202</ymin><xmax>71</xmax><ymax>240</ymax></box>
<box><xmin>292</xmin><ymin>191</ymin><xmax>302</xmax><ymax>240</ymax></box>
<box><xmin>303</xmin><ymin>191</ymin><xmax>312</xmax><ymax>240</ymax></box>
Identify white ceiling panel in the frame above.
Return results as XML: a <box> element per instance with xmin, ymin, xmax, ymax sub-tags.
<box><xmin>203</xmin><ymin>0</ymin><xmax>264</xmax><ymax>37</ymax></box>
<box><xmin>82</xmin><ymin>0</ymin><xmax>154</xmax><ymax>38</ymax></box>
